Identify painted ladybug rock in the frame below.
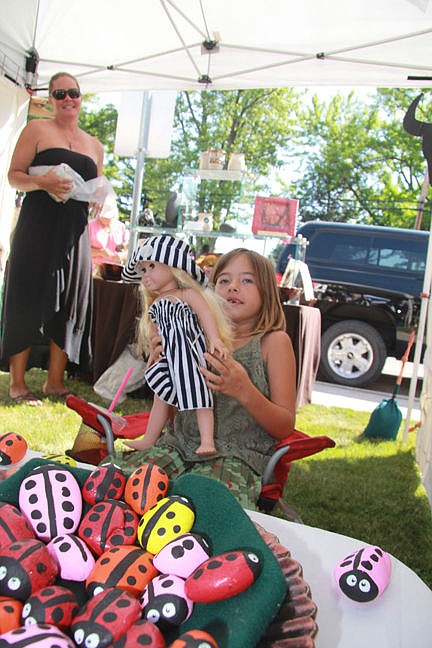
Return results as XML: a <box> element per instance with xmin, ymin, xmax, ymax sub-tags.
<box><xmin>21</xmin><ymin>585</ymin><xmax>78</xmax><ymax>630</ymax></box>
<box><xmin>18</xmin><ymin>464</ymin><xmax>82</xmax><ymax>542</ymax></box>
<box><xmin>0</xmin><ymin>622</ymin><xmax>76</xmax><ymax>648</ymax></box>
<box><xmin>334</xmin><ymin>545</ymin><xmax>392</xmax><ymax>603</ymax></box>
<box><xmin>141</xmin><ymin>573</ymin><xmax>193</xmax><ymax>627</ymax></box>
<box><xmin>169</xmin><ymin>629</ymin><xmax>219</xmax><ymax>648</ymax></box>
<box><xmin>0</xmin><ymin>596</ymin><xmax>23</xmax><ymax>634</ymax></box>
<box><xmin>78</xmin><ymin>500</ymin><xmax>138</xmax><ymax>556</ymax></box>
<box><xmin>111</xmin><ymin>619</ymin><xmax>166</xmax><ymax>648</ymax></box>
<box><xmin>82</xmin><ymin>464</ymin><xmax>126</xmax><ymax>505</ymax></box>
<box><xmin>0</xmin><ymin>433</ymin><xmax>27</xmax><ymax>466</ymax></box>
<box><xmin>0</xmin><ymin>502</ymin><xmax>35</xmax><ymax>548</ymax></box>
<box><xmin>46</xmin><ymin>534</ymin><xmax>95</xmax><ymax>582</ymax></box>
<box><xmin>153</xmin><ymin>533</ymin><xmax>211</xmax><ymax>579</ymax></box>
<box><xmin>0</xmin><ymin>538</ymin><xmax>58</xmax><ymax>602</ymax></box>
<box><xmin>40</xmin><ymin>454</ymin><xmax>77</xmax><ymax>467</ymax></box>
<box><xmin>124</xmin><ymin>463</ymin><xmax>169</xmax><ymax>515</ymax></box>
<box><xmin>185</xmin><ymin>550</ymin><xmax>262</xmax><ymax>603</ymax></box>
<box><xmin>137</xmin><ymin>496</ymin><xmax>195</xmax><ymax>555</ymax></box>
<box><xmin>86</xmin><ymin>545</ymin><xmax>158</xmax><ymax>598</ymax></box>
<box><xmin>71</xmin><ymin>587</ymin><xmax>141</xmax><ymax>648</ymax></box>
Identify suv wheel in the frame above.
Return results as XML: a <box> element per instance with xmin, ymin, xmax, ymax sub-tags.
<box><xmin>320</xmin><ymin>320</ymin><xmax>386</xmax><ymax>387</ymax></box>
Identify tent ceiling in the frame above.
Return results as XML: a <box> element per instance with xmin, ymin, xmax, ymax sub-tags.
<box><xmin>1</xmin><ymin>0</ymin><xmax>432</xmax><ymax>94</ymax></box>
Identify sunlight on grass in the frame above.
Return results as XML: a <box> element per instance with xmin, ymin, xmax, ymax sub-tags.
<box><xmin>1</xmin><ymin>370</ymin><xmax>431</xmax><ymax>589</ymax></box>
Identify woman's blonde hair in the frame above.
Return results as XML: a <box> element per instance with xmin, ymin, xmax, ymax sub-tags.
<box><xmin>49</xmin><ymin>72</ymin><xmax>80</xmax><ymax>94</ymax></box>
<box><xmin>135</xmin><ymin>266</ymin><xmax>232</xmax><ymax>356</ymax></box>
<box><xmin>210</xmin><ymin>248</ymin><xmax>286</xmax><ymax>336</ymax></box>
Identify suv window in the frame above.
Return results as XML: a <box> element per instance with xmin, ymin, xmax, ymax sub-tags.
<box><xmin>369</xmin><ymin>236</ymin><xmax>426</xmax><ymax>272</ymax></box>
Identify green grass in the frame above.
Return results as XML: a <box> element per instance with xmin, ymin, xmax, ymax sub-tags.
<box><xmin>1</xmin><ymin>368</ymin><xmax>431</xmax><ymax>589</ymax></box>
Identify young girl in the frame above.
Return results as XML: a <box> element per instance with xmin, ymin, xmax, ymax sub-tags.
<box><xmin>122</xmin><ymin>235</ymin><xmax>232</xmax><ymax>456</ymax></box>
<box><xmin>105</xmin><ymin>247</ymin><xmax>296</xmax><ymax>510</ymax></box>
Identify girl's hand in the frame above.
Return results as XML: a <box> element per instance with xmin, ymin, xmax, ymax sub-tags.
<box><xmin>89</xmin><ymin>202</ymin><xmax>103</xmax><ymax>218</ymax></box>
<box><xmin>201</xmin><ymin>352</ymin><xmax>249</xmax><ymax>399</ymax></box>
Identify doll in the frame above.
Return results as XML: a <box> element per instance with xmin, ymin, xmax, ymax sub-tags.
<box><xmin>122</xmin><ymin>235</ymin><xmax>232</xmax><ymax>456</ymax></box>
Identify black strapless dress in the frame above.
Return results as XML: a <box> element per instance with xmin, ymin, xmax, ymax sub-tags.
<box><xmin>1</xmin><ymin>148</ymin><xmax>97</xmax><ymax>371</ymax></box>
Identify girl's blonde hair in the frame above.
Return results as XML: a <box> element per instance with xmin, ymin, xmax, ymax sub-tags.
<box><xmin>210</xmin><ymin>248</ymin><xmax>286</xmax><ymax>336</ymax></box>
<box><xmin>135</xmin><ymin>266</ymin><xmax>232</xmax><ymax>356</ymax></box>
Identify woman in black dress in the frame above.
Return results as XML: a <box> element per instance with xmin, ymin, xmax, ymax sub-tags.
<box><xmin>1</xmin><ymin>72</ymin><xmax>104</xmax><ymax>404</ymax></box>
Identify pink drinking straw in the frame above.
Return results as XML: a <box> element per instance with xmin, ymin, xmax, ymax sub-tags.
<box><xmin>108</xmin><ymin>367</ymin><xmax>134</xmax><ymax>413</ymax></box>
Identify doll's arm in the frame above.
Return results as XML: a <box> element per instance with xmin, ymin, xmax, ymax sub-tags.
<box><xmin>183</xmin><ymin>288</ymin><xmax>229</xmax><ymax>359</ymax></box>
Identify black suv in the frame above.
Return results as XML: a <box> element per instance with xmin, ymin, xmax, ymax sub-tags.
<box><xmin>277</xmin><ymin>221</ymin><xmax>428</xmax><ymax>387</ymax></box>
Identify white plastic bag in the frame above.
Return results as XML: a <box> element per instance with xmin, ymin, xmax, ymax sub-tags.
<box><xmin>93</xmin><ymin>345</ymin><xmax>146</xmax><ymax>404</ymax></box>
<box><xmin>28</xmin><ymin>163</ymin><xmax>115</xmax><ymax>204</ymax></box>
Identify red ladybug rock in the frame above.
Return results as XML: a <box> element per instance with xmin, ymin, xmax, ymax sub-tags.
<box><xmin>82</xmin><ymin>464</ymin><xmax>126</xmax><ymax>504</ymax></box>
<box><xmin>111</xmin><ymin>619</ymin><xmax>166</xmax><ymax>648</ymax></box>
<box><xmin>0</xmin><ymin>538</ymin><xmax>58</xmax><ymax>602</ymax></box>
<box><xmin>0</xmin><ymin>502</ymin><xmax>35</xmax><ymax>548</ymax></box>
<box><xmin>169</xmin><ymin>629</ymin><xmax>219</xmax><ymax>648</ymax></box>
<box><xmin>47</xmin><ymin>534</ymin><xmax>95</xmax><ymax>582</ymax></box>
<box><xmin>185</xmin><ymin>550</ymin><xmax>262</xmax><ymax>603</ymax></box>
<box><xmin>86</xmin><ymin>545</ymin><xmax>158</xmax><ymax>597</ymax></box>
<box><xmin>71</xmin><ymin>587</ymin><xmax>141</xmax><ymax>648</ymax></box>
<box><xmin>0</xmin><ymin>622</ymin><xmax>75</xmax><ymax>648</ymax></box>
<box><xmin>0</xmin><ymin>596</ymin><xmax>23</xmax><ymax>633</ymax></box>
<box><xmin>78</xmin><ymin>500</ymin><xmax>138</xmax><ymax>556</ymax></box>
<box><xmin>18</xmin><ymin>465</ymin><xmax>82</xmax><ymax>541</ymax></box>
<box><xmin>0</xmin><ymin>433</ymin><xmax>27</xmax><ymax>465</ymax></box>
<box><xmin>124</xmin><ymin>463</ymin><xmax>169</xmax><ymax>515</ymax></box>
<box><xmin>21</xmin><ymin>585</ymin><xmax>78</xmax><ymax>630</ymax></box>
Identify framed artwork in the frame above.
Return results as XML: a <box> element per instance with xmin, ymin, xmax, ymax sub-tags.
<box><xmin>252</xmin><ymin>196</ymin><xmax>299</xmax><ymax>235</ymax></box>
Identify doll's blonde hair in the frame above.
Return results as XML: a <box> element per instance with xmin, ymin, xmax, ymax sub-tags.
<box><xmin>135</xmin><ymin>266</ymin><xmax>232</xmax><ymax>357</ymax></box>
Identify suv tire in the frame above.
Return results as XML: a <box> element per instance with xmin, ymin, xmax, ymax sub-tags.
<box><xmin>319</xmin><ymin>320</ymin><xmax>386</xmax><ymax>387</ymax></box>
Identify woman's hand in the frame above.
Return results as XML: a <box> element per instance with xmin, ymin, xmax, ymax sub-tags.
<box><xmin>39</xmin><ymin>168</ymin><xmax>73</xmax><ymax>201</ymax></box>
<box><xmin>201</xmin><ymin>352</ymin><xmax>249</xmax><ymax>400</ymax></box>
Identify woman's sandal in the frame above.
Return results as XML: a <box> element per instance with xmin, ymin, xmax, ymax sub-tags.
<box><xmin>11</xmin><ymin>392</ymin><xmax>43</xmax><ymax>406</ymax></box>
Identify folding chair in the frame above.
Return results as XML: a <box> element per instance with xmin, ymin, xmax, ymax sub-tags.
<box><xmin>65</xmin><ymin>395</ymin><xmax>335</xmax><ymax>521</ymax></box>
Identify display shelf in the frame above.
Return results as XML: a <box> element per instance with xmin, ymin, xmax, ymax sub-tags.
<box><xmin>183</xmin><ymin>168</ymin><xmax>246</xmax><ymax>181</ymax></box>
<box><xmin>131</xmin><ymin>225</ymin><xmax>305</xmax><ymax>243</ymax></box>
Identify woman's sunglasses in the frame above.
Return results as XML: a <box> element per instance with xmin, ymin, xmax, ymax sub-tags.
<box><xmin>51</xmin><ymin>88</ymin><xmax>81</xmax><ymax>100</ymax></box>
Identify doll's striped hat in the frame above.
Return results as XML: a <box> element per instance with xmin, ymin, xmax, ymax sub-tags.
<box><xmin>122</xmin><ymin>235</ymin><xmax>207</xmax><ymax>285</ymax></box>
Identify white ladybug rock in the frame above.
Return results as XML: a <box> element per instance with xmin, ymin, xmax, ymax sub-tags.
<box><xmin>18</xmin><ymin>465</ymin><xmax>82</xmax><ymax>542</ymax></box>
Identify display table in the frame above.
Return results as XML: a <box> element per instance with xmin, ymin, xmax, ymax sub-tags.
<box><xmin>90</xmin><ymin>280</ymin><xmax>321</xmax><ymax>406</ymax></box>
<box><xmin>248</xmin><ymin>510</ymin><xmax>432</xmax><ymax>647</ymax></box>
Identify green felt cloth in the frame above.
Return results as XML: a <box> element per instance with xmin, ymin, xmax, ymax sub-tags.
<box><xmin>0</xmin><ymin>459</ymin><xmax>286</xmax><ymax>648</ymax></box>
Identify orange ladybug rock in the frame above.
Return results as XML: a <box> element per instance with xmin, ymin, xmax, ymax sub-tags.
<box><xmin>86</xmin><ymin>545</ymin><xmax>158</xmax><ymax>597</ymax></box>
<box><xmin>0</xmin><ymin>596</ymin><xmax>23</xmax><ymax>633</ymax></box>
<box><xmin>0</xmin><ymin>432</ymin><xmax>27</xmax><ymax>465</ymax></box>
<box><xmin>124</xmin><ymin>463</ymin><xmax>169</xmax><ymax>515</ymax></box>
<box><xmin>111</xmin><ymin>619</ymin><xmax>166</xmax><ymax>648</ymax></box>
<box><xmin>169</xmin><ymin>629</ymin><xmax>219</xmax><ymax>647</ymax></box>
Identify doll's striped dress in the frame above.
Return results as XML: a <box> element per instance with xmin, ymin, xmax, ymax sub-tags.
<box><xmin>144</xmin><ymin>297</ymin><xmax>213</xmax><ymax>411</ymax></box>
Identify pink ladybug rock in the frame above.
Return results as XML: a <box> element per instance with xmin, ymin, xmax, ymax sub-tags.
<box><xmin>141</xmin><ymin>573</ymin><xmax>193</xmax><ymax>627</ymax></box>
<box><xmin>21</xmin><ymin>585</ymin><xmax>78</xmax><ymax>630</ymax></box>
<box><xmin>0</xmin><ymin>623</ymin><xmax>76</xmax><ymax>648</ymax></box>
<box><xmin>47</xmin><ymin>534</ymin><xmax>95</xmax><ymax>582</ymax></box>
<box><xmin>0</xmin><ymin>538</ymin><xmax>58</xmax><ymax>602</ymax></box>
<box><xmin>71</xmin><ymin>587</ymin><xmax>141</xmax><ymax>648</ymax></box>
<box><xmin>334</xmin><ymin>545</ymin><xmax>392</xmax><ymax>603</ymax></box>
<box><xmin>0</xmin><ymin>433</ymin><xmax>27</xmax><ymax>466</ymax></box>
<box><xmin>0</xmin><ymin>502</ymin><xmax>35</xmax><ymax>548</ymax></box>
<box><xmin>82</xmin><ymin>464</ymin><xmax>126</xmax><ymax>504</ymax></box>
<box><xmin>78</xmin><ymin>500</ymin><xmax>138</xmax><ymax>556</ymax></box>
<box><xmin>153</xmin><ymin>533</ymin><xmax>211</xmax><ymax>579</ymax></box>
<box><xmin>111</xmin><ymin>619</ymin><xmax>166</xmax><ymax>648</ymax></box>
<box><xmin>18</xmin><ymin>464</ymin><xmax>82</xmax><ymax>541</ymax></box>
<box><xmin>185</xmin><ymin>549</ymin><xmax>262</xmax><ymax>603</ymax></box>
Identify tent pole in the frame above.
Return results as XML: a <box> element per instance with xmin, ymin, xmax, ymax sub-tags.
<box><xmin>128</xmin><ymin>92</ymin><xmax>151</xmax><ymax>258</ymax></box>
<box><xmin>402</xmin><ymin>173</ymin><xmax>431</xmax><ymax>443</ymax></box>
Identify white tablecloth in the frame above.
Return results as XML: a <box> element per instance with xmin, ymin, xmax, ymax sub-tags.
<box><xmin>248</xmin><ymin>510</ymin><xmax>432</xmax><ymax>648</ymax></box>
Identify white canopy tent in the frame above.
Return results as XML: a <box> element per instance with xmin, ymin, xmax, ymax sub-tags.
<box><xmin>1</xmin><ymin>0</ymin><xmax>432</xmax><ymax>507</ymax></box>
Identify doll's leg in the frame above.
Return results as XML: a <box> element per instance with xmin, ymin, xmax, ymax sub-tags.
<box><xmin>124</xmin><ymin>395</ymin><xmax>171</xmax><ymax>450</ymax></box>
<box><xmin>195</xmin><ymin>408</ymin><xmax>217</xmax><ymax>456</ymax></box>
